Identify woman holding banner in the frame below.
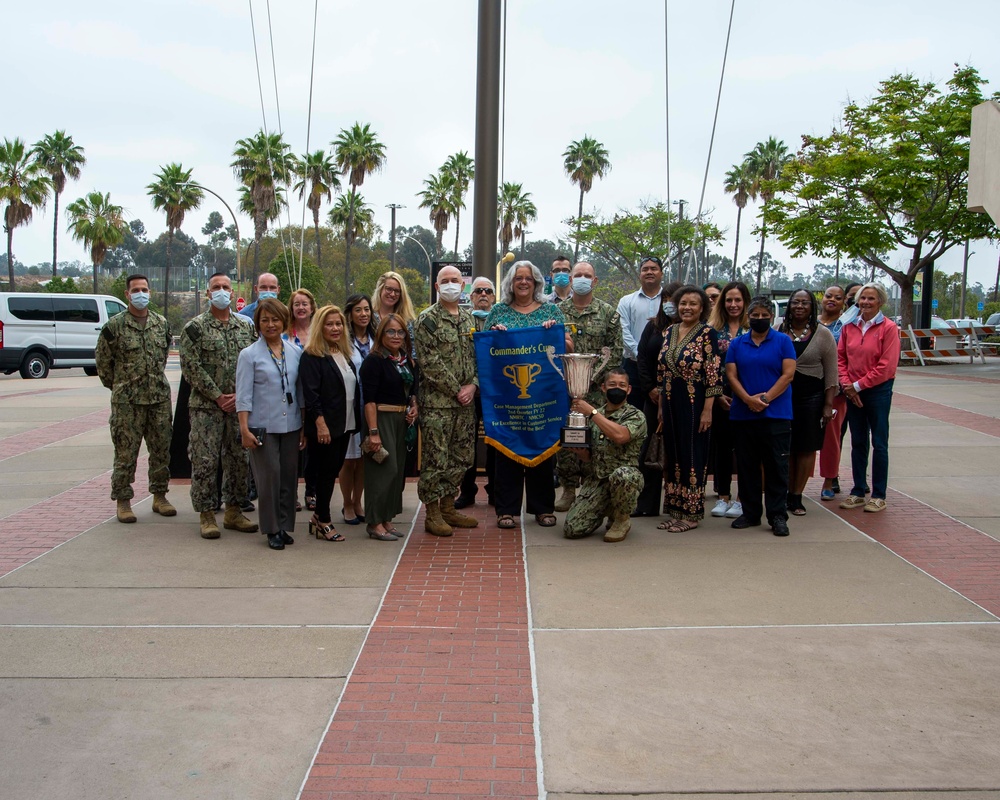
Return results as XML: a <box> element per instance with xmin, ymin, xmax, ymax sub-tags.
<box><xmin>484</xmin><ymin>261</ymin><xmax>567</xmax><ymax>529</ymax></box>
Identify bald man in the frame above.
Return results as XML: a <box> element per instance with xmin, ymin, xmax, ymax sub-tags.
<box><xmin>239</xmin><ymin>272</ymin><xmax>280</xmax><ymax>319</ymax></box>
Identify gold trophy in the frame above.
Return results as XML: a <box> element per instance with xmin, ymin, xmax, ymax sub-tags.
<box><xmin>545</xmin><ymin>346</ymin><xmax>611</xmax><ymax>449</ymax></box>
<box><xmin>503</xmin><ymin>363</ymin><xmax>542</xmax><ymax>399</ymax></box>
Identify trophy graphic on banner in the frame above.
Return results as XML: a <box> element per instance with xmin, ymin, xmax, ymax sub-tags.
<box><xmin>503</xmin><ymin>363</ymin><xmax>541</xmax><ymax>399</ymax></box>
<box><xmin>545</xmin><ymin>346</ymin><xmax>610</xmax><ymax>449</ymax></box>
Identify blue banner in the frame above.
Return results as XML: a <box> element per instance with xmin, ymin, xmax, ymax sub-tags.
<box><xmin>475</xmin><ymin>325</ymin><xmax>569</xmax><ymax>467</ymax></box>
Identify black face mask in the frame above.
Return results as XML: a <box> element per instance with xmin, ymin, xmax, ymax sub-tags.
<box><xmin>846</xmin><ymin>296</ymin><xmax>856</xmax><ymax>307</ymax></box>
<box><xmin>605</xmin><ymin>388</ymin><xmax>628</xmax><ymax>405</ymax></box>
<box><xmin>749</xmin><ymin>318</ymin><xmax>771</xmax><ymax>334</ymax></box>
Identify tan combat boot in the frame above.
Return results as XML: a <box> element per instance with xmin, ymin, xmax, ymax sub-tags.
<box><xmin>224</xmin><ymin>504</ymin><xmax>259</xmax><ymax>533</ymax></box>
<box><xmin>116</xmin><ymin>500</ymin><xmax>137</xmax><ymax>524</ymax></box>
<box><xmin>200</xmin><ymin>511</ymin><xmax>221</xmax><ymax>539</ymax></box>
<box><xmin>440</xmin><ymin>496</ymin><xmax>478</xmax><ymax>528</ymax></box>
<box><xmin>554</xmin><ymin>486</ymin><xmax>576</xmax><ymax>512</ymax></box>
<box><xmin>152</xmin><ymin>493</ymin><xmax>177</xmax><ymax>517</ymax></box>
<box><xmin>424</xmin><ymin>500</ymin><xmax>453</xmax><ymax>537</ymax></box>
<box><xmin>603</xmin><ymin>512</ymin><xmax>631</xmax><ymax>543</ymax></box>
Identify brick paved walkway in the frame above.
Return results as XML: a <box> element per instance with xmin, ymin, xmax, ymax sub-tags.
<box><xmin>0</xmin><ymin>409</ymin><xmax>108</xmax><ymax>461</ymax></box>
<box><xmin>300</xmin><ymin>499</ymin><xmax>538</xmax><ymax>800</ymax></box>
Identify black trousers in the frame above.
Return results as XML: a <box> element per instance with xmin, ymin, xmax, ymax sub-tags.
<box><xmin>633</xmin><ymin>395</ymin><xmax>662</xmax><ymax>515</ymax></box>
<box><xmin>733</xmin><ymin>418</ymin><xmax>791</xmax><ymax>525</ymax></box>
<box><xmin>309</xmin><ymin>433</ymin><xmax>350</xmax><ymax>523</ymax></box>
<box><xmin>494</xmin><ymin>452</ymin><xmax>555</xmax><ymax>516</ymax></box>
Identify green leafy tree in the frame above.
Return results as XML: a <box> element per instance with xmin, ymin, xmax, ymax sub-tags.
<box><xmin>332</xmin><ymin>122</ymin><xmax>386</xmax><ymax>295</ymax></box>
<box><xmin>497</xmin><ymin>182</ymin><xmax>537</xmax><ymax>255</ymax></box>
<box><xmin>31</xmin><ymin>131</ymin><xmax>86</xmax><ymax>277</ymax></box>
<box><xmin>147</xmin><ymin>164</ymin><xmax>202</xmax><ymax>316</ymax></box>
<box><xmin>293</xmin><ymin>149</ymin><xmax>340</xmax><ymax>271</ymax></box>
<box><xmin>417</xmin><ymin>170</ymin><xmax>456</xmax><ymax>256</ymax></box>
<box><xmin>745</xmin><ymin>137</ymin><xmax>791</xmax><ymax>293</ymax></box>
<box><xmin>1</xmin><ymin>138</ymin><xmax>50</xmax><ymax>291</ymax></box>
<box><xmin>574</xmin><ymin>201</ymin><xmax>723</xmax><ymax>283</ymax></box>
<box><xmin>232</xmin><ymin>130</ymin><xmax>295</xmax><ymax>279</ymax></box>
<box><xmin>767</xmin><ymin>65</ymin><xmax>999</xmax><ymax>326</ymax></box>
<box><xmin>563</xmin><ymin>136</ymin><xmax>611</xmax><ymax>263</ymax></box>
<box><xmin>66</xmin><ymin>191</ymin><xmax>128</xmax><ymax>290</ymax></box>
<box><xmin>269</xmin><ymin>253</ymin><xmax>325</xmax><ymax>304</ymax></box>
<box><xmin>44</xmin><ymin>275</ymin><xmax>80</xmax><ymax>294</ymax></box>
<box><xmin>328</xmin><ymin>193</ymin><xmax>375</xmax><ymax>248</ymax></box>
<box><xmin>442</xmin><ymin>151</ymin><xmax>474</xmax><ymax>256</ymax></box>
<box><xmin>723</xmin><ymin>162</ymin><xmax>755</xmax><ymax>282</ymax></box>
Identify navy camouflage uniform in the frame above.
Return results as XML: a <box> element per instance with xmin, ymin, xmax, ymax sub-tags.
<box><xmin>564</xmin><ymin>402</ymin><xmax>646</xmax><ymax>538</ymax></box>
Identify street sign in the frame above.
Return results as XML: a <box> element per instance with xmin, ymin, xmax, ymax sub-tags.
<box><xmin>978</xmin><ymin>301</ymin><xmax>985</xmax><ymax>312</ymax></box>
<box><xmin>931</xmin><ymin>299</ymin><xmax>938</xmax><ymax>310</ymax></box>
<box><xmin>236</xmin><ymin>297</ymin><xmax>246</xmax><ymax>311</ymax></box>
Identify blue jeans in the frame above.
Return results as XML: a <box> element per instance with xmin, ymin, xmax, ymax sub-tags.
<box><xmin>846</xmin><ymin>379</ymin><xmax>893</xmax><ymax>500</ymax></box>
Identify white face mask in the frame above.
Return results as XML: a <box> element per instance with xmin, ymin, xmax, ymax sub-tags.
<box><xmin>130</xmin><ymin>291</ymin><xmax>150</xmax><ymax>310</ymax></box>
<box><xmin>258</xmin><ymin>291</ymin><xmax>278</xmax><ymax>301</ymax></box>
<box><xmin>663</xmin><ymin>301</ymin><xmax>676</xmax><ymax>316</ymax></box>
<box><xmin>571</xmin><ymin>277</ymin><xmax>593</xmax><ymax>295</ymax></box>
<box><xmin>210</xmin><ymin>289</ymin><xmax>232</xmax><ymax>310</ymax></box>
<box><xmin>438</xmin><ymin>283</ymin><xmax>463</xmax><ymax>303</ymax></box>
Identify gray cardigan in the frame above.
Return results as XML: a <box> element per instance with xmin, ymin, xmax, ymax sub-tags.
<box><xmin>235</xmin><ymin>338</ymin><xmax>303</xmax><ymax>433</ymax></box>
<box><xmin>794</xmin><ymin>323</ymin><xmax>839</xmax><ymax>389</ymax></box>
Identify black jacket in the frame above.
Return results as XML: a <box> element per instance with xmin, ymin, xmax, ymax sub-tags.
<box><xmin>300</xmin><ymin>352</ymin><xmax>363</xmax><ymax>439</ymax></box>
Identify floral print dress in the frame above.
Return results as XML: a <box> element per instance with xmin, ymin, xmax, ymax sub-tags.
<box><xmin>657</xmin><ymin>322</ymin><xmax>723</xmax><ymax>521</ymax></box>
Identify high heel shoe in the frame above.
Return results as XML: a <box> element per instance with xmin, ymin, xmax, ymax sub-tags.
<box><xmin>366</xmin><ymin>524</ymin><xmax>396</xmax><ymax>541</ymax></box>
<box><xmin>310</xmin><ymin>516</ymin><xmax>345</xmax><ymax>542</ymax></box>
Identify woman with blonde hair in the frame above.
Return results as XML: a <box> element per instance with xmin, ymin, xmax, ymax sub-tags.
<box><xmin>285</xmin><ymin>288</ymin><xmax>317</xmax><ymax>349</ymax></box>
<box><xmin>300</xmin><ymin>305</ymin><xmax>362</xmax><ymax>541</ymax></box>
<box><xmin>372</xmin><ymin>271</ymin><xmax>417</xmax><ymax>327</ymax></box>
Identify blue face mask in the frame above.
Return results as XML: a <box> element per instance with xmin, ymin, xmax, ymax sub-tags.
<box><xmin>210</xmin><ymin>289</ymin><xmax>232</xmax><ymax>310</ymax></box>
<box><xmin>258</xmin><ymin>291</ymin><xmax>278</xmax><ymax>301</ymax></box>
<box><xmin>471</xmin><ymin>309</ymin><xmax>489</xmax><ymax>319</ymax></box>
<box><xmin>130</xmin><ymin>291</ymin><xmax>150</xmax><ymax>310</ymax></box>
<box><xmin>571</xmin><ymin>276</ymin><xmax>593</xmax><ymax>295</ymax></box>
<box><xmin>552</xmin><ymin>272</ymin><xmax>570</xmax><ymax>288</ymax></box>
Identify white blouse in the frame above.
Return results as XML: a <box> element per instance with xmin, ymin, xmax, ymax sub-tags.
<box><xmin>331</xmin><ymin>352</ymin><xmax>357</xmax><ymax>430</ymax></box>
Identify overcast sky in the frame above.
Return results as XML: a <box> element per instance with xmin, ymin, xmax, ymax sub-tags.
<box><xmin>7</xmin><ymin>0</ymin><xmax>1000</xmax><ymax>290</ymax></box>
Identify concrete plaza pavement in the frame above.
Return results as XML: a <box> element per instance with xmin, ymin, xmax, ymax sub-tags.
<box><xmin>0</xmin><ymin>357</ymin><xmax>998</xmax><ymax>799</ymax></box>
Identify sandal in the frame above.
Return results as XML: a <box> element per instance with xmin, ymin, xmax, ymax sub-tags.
<box><xmin>658</xmin><ymin>519</ymin><xmax>698</xmax><ymax>532</ymax></box>
<box><xmin>534</xmin><ymin>513</ymin><xmax>557</xmax><ymax>527</ymax></box>
<box><xmin>366</xmin><ymin>524</ymin><xmax>397</xmax><ymax>541</ymax></box>
<box><xmin>497</xmin><ymin>514</ymin><xmax>517</xmax><ymax>529</ymax></box>
<box><xmin>310</xmin><ymin>517</ymin><xmax>345</xmax><ymax>542</ymax></box>
<box><xmin>305</xmin><ymin>495</ymin><xmax>316</xmax><ymax>511</ymax></box>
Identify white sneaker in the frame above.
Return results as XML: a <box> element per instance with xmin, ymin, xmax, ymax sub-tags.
<box><xmin>710</xmin><ymin>499</ymin><xmax>732</xmax><ymax>517</ymax></box>
<box><xmin>724</xmin><ymin>501</ymin><xmax>743</xmax><ymax>519</ymax></box>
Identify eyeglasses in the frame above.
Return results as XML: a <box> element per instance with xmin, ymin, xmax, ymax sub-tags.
<box><xmin>472</xmin><ymin>288</ymin><xmax>494</xmax><ymax>295</ymax></box>
<box><xmin>382</xmin><ymin>287</ymin><xmax>401</xmax><ymax>296</ymax></box>
<box><xmin>384</xmin><ymin>329</ymin><xmax>406</xmax><ymax>338</ymax></box>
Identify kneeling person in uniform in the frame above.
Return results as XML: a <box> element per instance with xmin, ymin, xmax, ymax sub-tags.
<box><xmin>563</xmin><ymin>368</ymin><xmax>646</xmax><ymax>543</ymax></box>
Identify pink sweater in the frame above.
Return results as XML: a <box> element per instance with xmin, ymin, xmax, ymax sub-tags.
<box><xmin>837</xmin><ymin>314</ymin><xmax>900</xmax><ymax>390</ymax></box>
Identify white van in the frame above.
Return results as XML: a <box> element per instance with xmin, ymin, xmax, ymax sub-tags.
<box><xmin>0</xmin><ymin>293</ymin><xmax>128</xmax><ymax>379</ymax></box>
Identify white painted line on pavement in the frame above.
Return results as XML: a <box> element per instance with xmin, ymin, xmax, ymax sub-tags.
<box><xmin>521</xmin><ymin>511</ymin><xmax>548</xmax><ymax>800</ymax></box>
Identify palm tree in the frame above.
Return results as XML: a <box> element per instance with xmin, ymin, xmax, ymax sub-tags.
<box><xmin>328</xmin><ymin>193</ymin><xmax>374</xmax><ymax>246</ymax></box>
<box><xmin>146</xmin><ymin>163</ymin><xmax>203</xmax><ymax>316</ymax></box>
<box><xmin>30</xmin><ymin>131</ymin><xmax>86</xmax><ymax>276</ymax></box>
<box><xmin>442</xmin><ymin>151</ymin><xmax>474</xmax><ymax>256</ymax></box>
<box><xmin>293</xmin><ymin>149</ymin><xmax>340</xmax><ymax>271</ymax></box>
<box><xmin>66</xmin><ymin>192</ymin><xmax>127</xmax><ymax>290</ymax></box>
<box><xmin>232</xmin><ymin>130</ymin><xmax>296</xmax><ymax>279</ymax></box>
<box><xmin>1</xmin><ymin>138</ymin><xmax>50</xmax><ymax>291</ymax></box>
<box><xmin>563</xmin><ymin>136</ymin><xmax>611</xmax><ymax>262</ymax></box>
<box><xmin>332</xmin><ymin>123</ymin><xmax>386</xmax><ymax>294</ymax></box>
<box><xmin>745</xmin><ymin>137</ymin><xmax>791</xmax><ymax>292</ymax></box>
<box><xmin>417</xmin><ymin>170</ymin><xmax>456</xmax><ymax>255</ymax></box>
<box><xmin>497</xmin><ymin>182</ymin><xmax>537</xmax><ymax>255</ymax></box>
<box><xmin>723</xmin><ymin>162</ymin><xmax>756</xmax><ymax>282</ymax></box>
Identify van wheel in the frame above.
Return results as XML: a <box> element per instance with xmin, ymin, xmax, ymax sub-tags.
<box><xmin>84</xmin><ymin>366</ymin><xmax>98</xmax><ymax>377</ymax></box>
<box><xmin>20</xmin><ymin>352</ymin><xmax>50</xmax><ymax>380</ymax></box>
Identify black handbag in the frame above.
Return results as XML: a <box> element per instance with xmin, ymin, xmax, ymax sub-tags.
<box><xmin>643</xmin><ymin>421</ymin><xmax>664</xmax><ymax>470</ymax></box>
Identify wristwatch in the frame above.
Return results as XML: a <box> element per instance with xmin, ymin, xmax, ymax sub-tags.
<box><xmin>369</xmin><ymin>428</ymin><xmax>379</xmax><ymax>435</ymax></box>
<box><xmin>588</xmin><ymin>409</ymin><xmax>599</xmax><ymax>420</ymax></box>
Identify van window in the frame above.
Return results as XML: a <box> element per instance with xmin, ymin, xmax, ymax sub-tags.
<box><xmin>53</xmin><ymin>297</ymin><xmax>100</xmax><ymax>324</ymax></box>
<box><xmin>106</xmin><ymin>300</ymin><xmax>127</xmax><ymax>319</ymax></box>
<box><xmin>8</xmin><ymin>296</ymin><xmax>54</xmax><ymax>321</ymax></box>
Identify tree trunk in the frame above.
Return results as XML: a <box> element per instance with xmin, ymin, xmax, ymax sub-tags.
<box><xmin>897</xmin><ymin>274</ymin><xmax>915</xmax><ymax>329</ymax></box>
<box><xmin>732</xmin><ymin>204</ymin><xmax>742</xmax><ymax>282</ymax></box>
<box><xmin>164</xmin><ymin>229</ymin><xmax>173</xmax><ymax>318</ymax></box>
<box><xmin>436</xmin><ymin>229</ymin><xmax>444</xmax><ymax>255</ymax></box>
<box><xmin>52</xmin><ymin>190</ymin><xmax>61</xmax><ymax>277</ymax></box>
<box><xmin>313</xmin><ymin>208</ymin><xmax>322</xmax><ymax>272</ymax></box>
<box><xmin>92</xmin><ymin>254</ymin><xmax>98</xmax><ymax>292</ymax></box>
<box><xmin>453</xmin><ymin>210</ymin><xmax>460</xmax><ymax>259</ymax></box>
<box><xmin>6</xmin><ymin>227</ymin><xmax>14</xmax><ymax>291</ymax></box>
<box><xmin>756</xmin><ymin>209</ymin><xmax>767</xmax><ymax>294</ymax></box>
<box><xmin>573</xmin><ymin>187</ymin><xmax>585</xmax><ymax>263</ymax></box>
<box><xmin>994</xmin><ymin>250</ymin><xmax>1000</xmax><ymax>302</ymax></box>
<box><xmin>345</xmin><ymin>187</ymin><xmax>356</xmax><ymax>296</ymax></box>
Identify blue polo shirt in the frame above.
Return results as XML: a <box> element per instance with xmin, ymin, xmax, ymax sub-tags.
<box><xmin>725</xmin><ymin>328</ymin><xmax>795</xmax><ymax>421</ymax></box>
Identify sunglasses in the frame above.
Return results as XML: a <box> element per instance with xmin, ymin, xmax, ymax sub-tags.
<box><xmin>472</xmin><ymin>288</ymin><xmax>494</xmax><ymax>295</ymax></box>
<box><xmin>640</xmin><ymin>256</ymin><xmax>663</xmax><ymax>267</ymax></box>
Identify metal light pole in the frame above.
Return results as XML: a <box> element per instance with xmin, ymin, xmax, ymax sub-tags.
<box><xmin>521</xmin><ymin>230</ymin><xmax>531</xmax><ymax>258</ymax></box>
<box><xmin>471</xmin><ymin>0</ymin><xmax>501</xmax><ymax>282</ymax></box>
<box><xmin>185</xmin><ymin>182</ymin><xmax>241</xmax><ymax>282</ymax></box>
<box><xmin>960</xmin><ymin>239</ymin><xmax>972</xmax><ymax>318</ymax></box>
<box><xmin>386</xmin><ymin>203</ymin><xmax>404</xmax><ymax>272</ymax></box>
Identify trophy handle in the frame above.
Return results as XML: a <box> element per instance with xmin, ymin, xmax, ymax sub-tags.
<box><xmin>594</xmin><ymin>346</ymin><xmax>611</xmax><ymax>379</ymax></box>
<box><xmin>545</xmin><ymin>346</ymin><xmax>564</xmax><ymax>380</ymax></box>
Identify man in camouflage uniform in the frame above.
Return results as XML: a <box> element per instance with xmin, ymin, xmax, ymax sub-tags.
<box><xmin>414</xmin><ymin>265</ymin><xmax>479</xmax><ymax>537</ymax></box>
<box><xmin>563</xmin><ymin>369</ymin><xmax>646</xmax><ymax>542</ymax></box>
<box><xmin>95</xmin><ymin>274</ymin><xmax>175</xmax><ymax>523</ymax></box>
<box><xmin>555</xmin><ymin>261</ymin><xmax>624</xmax><ymax>512</ymax></box>
<box><xmin>179</xmin><ymin>272</ymin><xmax>259</xmax><ymax>539</ymax></box>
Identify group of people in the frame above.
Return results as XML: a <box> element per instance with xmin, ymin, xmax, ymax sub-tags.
<box><xmin>95</xmin><ymin>256</ymin><xmax>899</xmax><ymax>550</ymax></box>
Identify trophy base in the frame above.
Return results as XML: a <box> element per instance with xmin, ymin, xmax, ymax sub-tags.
<box><xmin>561</xmin><ymin>425</ymin><xmax>591</xmax><ymax>449</ymax></box>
